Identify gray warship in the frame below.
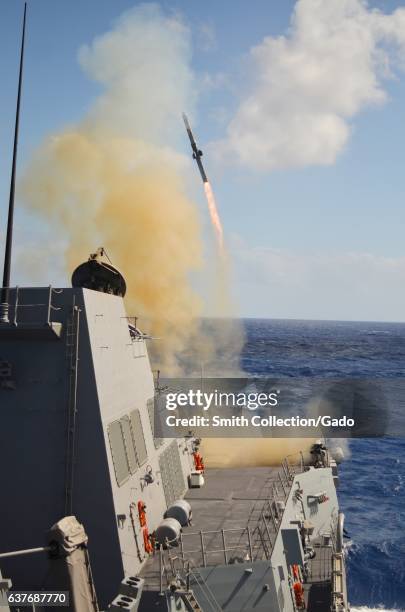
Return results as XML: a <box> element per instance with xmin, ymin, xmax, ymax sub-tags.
<box><xmin>0</xmin><ymin>6</ymin><xmax>349</xmax><ymax>612</ymax></box>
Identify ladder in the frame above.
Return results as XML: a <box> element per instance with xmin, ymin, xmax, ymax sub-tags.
<box><xmin>186</xmin><ymin>563</ymin><xmax>222</xmax><ymax>612</ymax></box>
<box><xmin>181</xmin><ymin>590</ymin><xmax>203</xmax><ymax>612</ymax></box>
<box><xmin>64</xmin><ymin>301</ymin><xmax>81</xmax><ymax>515</ymax></box>
<box><xmin>165</xmin><ymin>553</ymin><xmax>222</xmax><ymax>612</ymax></box>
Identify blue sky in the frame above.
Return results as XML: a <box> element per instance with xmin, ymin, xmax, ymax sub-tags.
<box><xmin>1</xmin><ymin>0</ymin><xmax>405</xmax><ymax>321</ymax></box>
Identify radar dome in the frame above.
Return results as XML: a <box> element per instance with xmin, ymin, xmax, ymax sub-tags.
<box><xmin>71</xmin><ymin>248</ymin><xmax>126</xmax><ymax>297</ymax></box>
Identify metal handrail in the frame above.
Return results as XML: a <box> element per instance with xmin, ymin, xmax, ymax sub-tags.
<box><xmin>4</xmin><ymin>285</ymin><xmax>63</xmax><ymax>327</ymax></box>
<box><xmin>180</xmin><ymin>461</ymin><xmax>299</xmax><ymax>569</ymax></box>
<box><xmin>165</xmin><ymin>547</ymin><xmax>223</xmax><ymax>611</ymax></box>
<box><xmin>0</xmin><ymin>545</ymin><xmax>52</xmax><ymax>559</ymax></box>
<box><xmin>183</xmin><ymin>526</ymin><xmax>251</xmax><ymax>537</ymax></box>
<box><xmin>180</xmin><ymin>526</ymin><xmax>251</xmax><ymax>567</ymax></box>
<box><xmin>164</xmin><ymin>452</ymin><xmax>309</xmax><ymax>581</ymax></box>
<box><xmin>182</xmin><ymin>559</ymin><xmax>223</xmax><ymax>612</ymax></box>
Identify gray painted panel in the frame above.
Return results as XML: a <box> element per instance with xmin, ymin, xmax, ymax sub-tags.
<box><xmin>121</xmin><ymin>416</ymin><xmax>137</xmax><ymax>475</ymax></box>
<box><xmin>192</xmin><ymin>561</ymin><xmax>280</xmax><ymax>611</ymax></box>
<box><xmin>108</xmin><ymin>420</ymin><xmax>130</xmax><ymax>486</ymax></box>
<box><xmin>147</xmin><ymin>398</ymin><xmax>163</xmax><ymax>448</ymax></box>
<box><xmin>171</xmin><ymin>442</ymin><xmax>185</xmax><ymax>499</ymax></box>
<box><xmin>158</xmin><ymin>442</ymin><xmax>185</xmax><ymax>507</ymax></box>
<box><xmin>159</xmin><ymin>446</ymin><xmax>174</xmax><ymax>506</ymax></box>
<box><xmin>130</xmin><ymin>409</ymin><xmax>147</xmax><ymax>466</ymax></box>
<box><xmin>159</xmin><ymin>450</ymin><xmax>170</xmax><ymax>506</ymax></box>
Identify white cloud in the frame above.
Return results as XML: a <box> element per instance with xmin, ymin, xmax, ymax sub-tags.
<box><xmin>230</xmin><ymin>237</ymin><xmax>405</xmax><ymax>321</ymax></box>
<box><xmin>217</xmin><ymin>0</ymin><xmax>405</xmax><ymax>170</ymax></box>
<box><xmin>78</xmin><ymin>3</ymin><xmax>195</xmax><ymax>146</ymax></box>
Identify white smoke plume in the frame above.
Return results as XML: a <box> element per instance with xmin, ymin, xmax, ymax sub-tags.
<box><xmin>217</xmin><ymin>0</ymin><xmax>405</xmax><ymax>170</ymax></box>
<box><xmin>78</xmin><ymin>4</ymin><xmax>196</xmax><ymax>144</ymax></box>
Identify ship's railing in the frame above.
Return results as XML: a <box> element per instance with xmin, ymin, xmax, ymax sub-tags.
<box><xmin>331</xmin><ymin>551</ymin><xmax>348</xmax><ymax>612</ymax></box>
<box><xmin>304</xmin><ymin>509</ymin><xmax>349</xmax><ymax>611</ymax></box>
<box><xmin>158</xmin><ymin>451</ymin><xmax>329</xmax><ymax>605</ymax></box>
<box><xmin>284</xmin><ymin>446</ymin><xmax>333</xmax><ymax>473</ymax></box>
<box><xmin>162</xmin><ymin>454</ymin><xmax>301</xmax><ymax>585</ymax></box>
<box><xmin>159</xmin><ymin>525</ymin><xmax>261</xmax><ymax>593</ymax></box>
<box><xmin>242</xmin><ymin>461</ymin><xmax>297</xmax><ymax>563</ymax></box>
<box><xmin>327</xmin><ymin>511</ymin><xmax>349</xmax><ymax>611</ymax></box>
<box><xmin>282</xmin><ymin>450</ymin><xmax>310</xmax><ymax>476</ymax></box>
<box><xmin>178</xmin><ymin>526</ymin><xmax>255</xmax><ymax>568</ymax></box>
<box><xmin>329</xmin><ymin>509</ymin><xmax>339</xmax><ymax>553</ymax></box>
<box><xmin>1</xmin><ymin>286</ymin><xmax>63</xmax><ymax>327</ymax></box>
<box><xmin>185</xmin><ymin>563</ymin><xmax>223</xmax><ymax>612</ymax></box>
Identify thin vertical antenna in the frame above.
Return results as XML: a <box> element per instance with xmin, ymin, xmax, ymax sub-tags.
<box><xmin>1</xmin><ymin>3</ymin><xmax>27</xmax><ymax>323</ymax></box>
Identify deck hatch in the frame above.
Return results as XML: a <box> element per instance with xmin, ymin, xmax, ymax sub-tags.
<box><xmin>108</xmin><ymin>420</ymin><xmax>130</xmax><ymax>486</ymax></box>
<box><xmin>130</xmin><ymin>409</ymin><xmax>148</xmax><ymax>466</ymax></box>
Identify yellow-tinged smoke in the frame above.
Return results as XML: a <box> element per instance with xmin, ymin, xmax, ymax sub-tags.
<box><xmin>21</xmin><ymin>132</ymin><xmax>203</xmax><ymax>371</ymax></box>
<box><xmin>201</xmin><ymin>438</ymin><xmax>315</xmax><ymax>468</ymax></box>
<box><xmin>19</xmin><ymin>4</ymin><xmax>246</xmax><ymax>375</ymax></box>
<box><xmin>19</xmin><ymin>6</ymin><xmax>208</xmax><ymax>372</ymax></box>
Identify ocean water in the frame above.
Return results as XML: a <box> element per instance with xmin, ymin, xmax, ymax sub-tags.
<box><xmin>240</xmin><ymin>319</ymin><xmax>405</xmax><ymax>611</ymax></box>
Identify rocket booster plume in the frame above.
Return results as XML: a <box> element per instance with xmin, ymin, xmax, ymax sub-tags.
<box><xmin>204</xmin><ymin>181</ymin><xmax>224</xmax><ymax>251</ymax></box>
<box><xmin>183</xmin><ymin>114</ymin><xmax>224</xmax><ymax>252</ymax></box>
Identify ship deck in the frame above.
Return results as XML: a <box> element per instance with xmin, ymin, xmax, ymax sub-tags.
<box><xmin>140</xmin><ymin>466</ymin><xmax>334</xmax><ymax>611</ymax></box>
<box><xmin>182</xmin><ymin>466</ymin><xmax>284</xmax><ymax>567</ymax></box>
<box><xmin>141</xmin><ymin>466</ymin><xmax>281</xmax><ymax>588</ymax></box>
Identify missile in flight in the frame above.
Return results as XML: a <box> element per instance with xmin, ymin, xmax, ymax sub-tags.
<box><xmin>182</xmin><ymin>112</ymin><xmax>224</xmax><ymax>252</ymax></box>
<box><xmin>182</xmin><ymin>113</ymin><xmax>208</xmax><ymax>183</ymax></box>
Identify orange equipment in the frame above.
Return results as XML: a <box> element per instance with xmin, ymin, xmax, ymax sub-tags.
<box><xmin>193</xmin><ymin>452</ymin><xmax>205</xmax><ymax>472</ymax></box>
<box><xmin>138</xmin><ymin>501</ymin><xmax>147</xmax><ymax>527</ymax></box>
<box><xmin>142</xmin><ymin>527</ymin><xmax>153</xmax><ymax>554</ymax></box>
<box><xmin>292</xmin><ymin>565</ymin><xmax>305</xmax><ymax>609</ymax></box>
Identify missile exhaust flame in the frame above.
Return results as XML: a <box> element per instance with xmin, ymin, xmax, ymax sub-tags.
<box><xmin>204</xmin><ymin>181</ymin><xmax>224</xmax><ymax>254</ymax></box>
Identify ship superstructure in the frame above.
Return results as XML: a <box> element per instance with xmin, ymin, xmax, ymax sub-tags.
<box><xmin>0</xmin><ymin>261</ymin><xmax>198</xmax><ymax>608</ymax></box>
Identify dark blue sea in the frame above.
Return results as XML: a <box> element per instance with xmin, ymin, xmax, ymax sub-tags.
<box><xmin>241</xmin><ymin>319</ymin><xmax>405</xmax><ymax>611</ymax></box>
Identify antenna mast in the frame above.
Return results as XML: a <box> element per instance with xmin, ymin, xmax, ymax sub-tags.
<box><xmin>1</xmin><ymin>3</ymin><xmax>27</xmax><ymax>323</ymax></box>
